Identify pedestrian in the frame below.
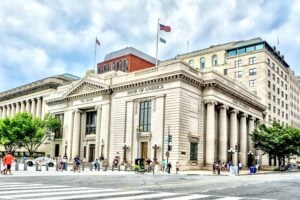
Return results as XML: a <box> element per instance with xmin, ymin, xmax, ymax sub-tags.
<box><xmin>167</xmin><ymin>162</ymin><xmax>172</xmax><ymax>174</ymax></box>
<box><xmin>146</xmin><ymin>158</ymin><xmax>152</xmax><ymax>172</ymax></box>
<box><xmin>238</xmin><ymin>162</ymin><xmax>242</xmax><ymax>170</ymax></box>
<box><xmin>216</xmin><ymin>161</ymin><xmax>221</xmax><ymax>175</ymax></box>
<box><xmin>2</xmin><ymin>152</ymin><xmax>15</xmax><ymax>175</ymax></box>
<box><xmin>94</xmin><ymin>159</ymin><xmax>100</xmax><ymax>170</ymax></box>
<box><xmin>62</xmin><ymin>155</ymin><xmax>67</xmax><ymax>171</ymax></box>
<box><xmin>176</xmin><ymin>162</ymin><xmax>179</xmax><ymax>174</ymax></box>
<box><xmin>57</xmin><ymin>156</ymin><xmax>62</xmax><ymax>171</ymax></box>
<box><xmin>213</xmin><ymin>162</ymin><xmax>216</xmax><ymax>174</ymax></box>
<box><xmin>73</xmin><ymin>155</ymin><xmax>80</xmax><ymax>172</ymax></box>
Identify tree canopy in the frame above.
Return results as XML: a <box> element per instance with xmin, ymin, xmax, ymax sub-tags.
<box><xmin>251</xmin><ymin>121</ymin><xmax>300</xmax><ymax>162</ymax></box>
<box><xmin>0</xmin><ymin>112</ymin><xmax>61</xmax><ymax>156</ymax></box>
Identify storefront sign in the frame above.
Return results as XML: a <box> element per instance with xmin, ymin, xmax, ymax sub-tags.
<box><xmin>127</xmin><ymin>85</ymin><xmax>164</xmax><ymax>95</ymax></box>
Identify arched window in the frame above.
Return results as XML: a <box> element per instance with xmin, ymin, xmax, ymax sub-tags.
<box><xmin>189</xmin><ymin>60</ymin><xmax>194</xmax><ymax>67</ymax></box>
<box><xmin>200</xmin><ymin>57</ymin><xmax>205</xmax><ymax>69</ymax></box>
<box><xmin>110</xmin><ymin>62</ymin><xmax>115</xmax><ymax>71</ymax></box>
<box><xmin>212</xmin><ymin>55</ymin><xmax>218</xmax><ymax>66</ymax></box>
<box><xmin>123</xmin><ymin>59</ymin><xmax>128</xmax><ymax>72</ymax></box>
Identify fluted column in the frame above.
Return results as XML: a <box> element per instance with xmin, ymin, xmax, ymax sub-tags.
<box><xmin>15</xmin><ymin>102</ymin><xmax>20</xmax><ymax>114</ymax></box>
<box><xmin>31</xmin><ymin>98</ymin><xmax>36</xmax><ymax>117</ymax></box>
<box><xmin>229</xmin><ymin>109</ymin><xmax>238</xmax><ymax>166</ymax></box>
<box><xmin>205</xmin><ymin>100</ymin><xmax>217</xmax><ymax>166</ymax></box>
<box><xmin>240</xmin><ymin>113</ymin><xmax>247</xmax><ymax>167</ymax></box>
<box><xmin>3</xmin><ymin>106</ymin><xmax>7</xmax><ymax>118</ymax></box>
<box><xmin>7</xmin><ymin>105</ymin><xmax>11</xmax><ymax>118</ymax></box>
<box><xmin>248</xmin><ymin>116</ymin><xmax>255</xmax><ymax>153</ymax></box>
<box><xmin>72</xmin><ymin>110</ymin><xmax>81</xmax><ymax>159</ymax></box>
<box><xmin>25</xmin><ymin>99</ymin><xmax>31</xmax><ymax>113</ymax></box>
<box><xmin>11</xmin><ymin>103</ymin><xmax>16</xmax><ymax>117</ymax></box>
<box><xmin>0</xmin><ymin>107</ymin><xmax>3</xmax><ymax>119</ymax></box>
<box><xmin>20</xmin><ymin>101</ymin><xmax>25</xmax><ymax>113</ymax></box>
<box><xmin>36</xmin><ymin>97</ymin><xmax>42</xmax><ymax>118</ymax></box>
<box><xmin>95</xmin><ymin>106</ymin><xmax>102</xmax><ymax>159</ymax></box>
<box><xmin>218</xmin><ymin>105</ymin><xmax>228</xmax><ymax>162</ymax></box>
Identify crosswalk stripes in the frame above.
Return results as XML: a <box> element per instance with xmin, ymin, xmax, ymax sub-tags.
<box><xmin>0</xmin><ymin>182</ymin><xmax>272</xmax><ymax>200</ymax></box>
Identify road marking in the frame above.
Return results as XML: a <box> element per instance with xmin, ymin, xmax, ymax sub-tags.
<box><xmin>0</xmin><ymin>185</ymin><xmax>67</xmax><ymax>190</ymax></box>
<box><xmin>37</xmin><ymin>190</ymin><xmax>146</xmax><ymax>200</ymax></box>
<box><xmin>216</xmin><ymin>197</ymin><xmax>242</xmax><ymax>200</ymax></box>
<box><xmin>163</xmin><ymin>194</ymin><xmax>211</xmax><ymax>200</ymax></box>
<box><xmin>103</xmin><ymin>192</ymin><xmax>178</xmax><ymax>200</ymax></box>
<box><xmin>0</xmin><ymin>187</ymin><xmax>89</xmax><ymax>194</ymax></box>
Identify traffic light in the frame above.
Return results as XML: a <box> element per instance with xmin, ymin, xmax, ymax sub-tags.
<box><xmin>168</xmin><ymin>135</ymin><xmax>172</xmax><ymax>143</ymax></box>
<box><xmin>168</xmin><ymin>145</ymin><xmax>172</xmax><ymax>151</ymax></box>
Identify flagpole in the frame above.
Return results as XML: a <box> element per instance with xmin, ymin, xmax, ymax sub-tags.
<box><xmin>94</xmin><ymin>37</ymin><xmax>97</xmax><ymax>74</ymax></box>
<box><xmin>155</xmin><ymin>18</ymin><xmax>160</xmax><ymax>67</ymax></box>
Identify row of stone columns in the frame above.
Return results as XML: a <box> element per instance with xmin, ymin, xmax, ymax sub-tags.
<box><xmin>0</xmin><ymin>97</ymin><xmax>43</xmax><ymax>119</ymax></box>
<box><xmin>205</xmin><ymin>100</ymin><xmax>258</xmax><ymax>167</ymax></box>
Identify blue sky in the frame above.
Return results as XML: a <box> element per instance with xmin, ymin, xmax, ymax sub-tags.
<box><xmin>1</xmin><ymin>0</ymin><xmax>299</xmax><ymax>92</ymax></box>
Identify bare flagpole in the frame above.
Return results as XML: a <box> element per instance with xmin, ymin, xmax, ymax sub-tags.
<box><xmin>155</xmin><ymin>18</ymin><xmax>160</xmax><ymax>67</ymax></box>
<box><xmin>94</xmin><ymin>37</ymin><xmax>97</xmax><ymax>74</ymax></box>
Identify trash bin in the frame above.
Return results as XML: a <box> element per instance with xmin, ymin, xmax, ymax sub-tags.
<box><xmin>250</xmin><ymin>166</ymin><xmax>255</xmax><ymax>174</ymax></box>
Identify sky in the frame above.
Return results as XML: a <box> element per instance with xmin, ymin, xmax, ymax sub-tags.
<box><xmin>1</xmin><ymin>0</ymin><xmax>300</xmax><ymax>92</ymax></box>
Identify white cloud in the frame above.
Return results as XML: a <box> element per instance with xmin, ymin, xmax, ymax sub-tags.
<box><xmin>0</xmin><ymin>0</ymin><xmax>299</xmax><ymax>92</ymax></box>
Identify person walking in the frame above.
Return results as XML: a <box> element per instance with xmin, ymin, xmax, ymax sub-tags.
<box><xmin>2</xmin><ymin>152</ymin><xmax>15</xmax><ymax>175</ymax></box>
<box><xmin>162</xmin><ymin>159</ymin><xmax>166</xmax><ymax>173</ymax></box>
<box><xmin>167</xmin><ymin>162</ymin><xmax>172</xmax><ymax>174</ymax></box>
<box><xmin>73</xmin><ymin>155</ymin><xmax>80</xmax><ymax>172</ymax></box>
<box><xmin>62</xmin><ymin>155</ymin><xmax>67</xmax><ymax>171</ymax></box>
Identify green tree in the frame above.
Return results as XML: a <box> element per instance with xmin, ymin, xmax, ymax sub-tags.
<box><xmin>0</xmin><ymin>117</ymin><xmax>24</xmax><ymax>152</ymax></box>
<box><xmin>12</xmin><ymin>113</ymin><xmax>46</xmax><ymax>156</ymax></box>
<box><xmin>43</xmin><ymin>113</ymin><xmax>61</xmax><ymax>133</ymax></box>
<box><xmin>251</xmin><ymin>121</ymin><xmax>300</xmax><ymax>167</ymax></box>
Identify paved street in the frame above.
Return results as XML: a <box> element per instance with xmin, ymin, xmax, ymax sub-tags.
<box><xmin>0</xmin><ymin>170</ymin><xmax>299</xmax><ymax>200</ymax></box>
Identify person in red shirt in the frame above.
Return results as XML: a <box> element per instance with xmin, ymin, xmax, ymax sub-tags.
<box><xmin>2</xmin><ymin>152</ymin><xmax>15</xmax><ymax>175</ymax></box>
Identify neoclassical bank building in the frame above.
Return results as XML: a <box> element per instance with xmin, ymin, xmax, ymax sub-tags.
<box><xmin>0</xmin><ymin>48</ymin><xmax>266</xmax><ymax>170</ymax></box>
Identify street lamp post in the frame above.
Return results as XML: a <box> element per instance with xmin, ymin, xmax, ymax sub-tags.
<box><xmin>64</xmin><ymin>140</ymin><xmax>68</xmax><ymax>159</ymax></box>
<box><xmin>152</xmin><ymin>144</ymin><xmax>159</xmax><ymax>164</ymax></box>
<box><xmin>235</xmin><ymin>143</ymin><xmax>240</xmax><ymax>174</ymax></box>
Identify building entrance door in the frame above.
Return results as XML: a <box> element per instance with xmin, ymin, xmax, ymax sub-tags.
<box><xmin>141</xmin><ymin>142</ymin><xmax>148</xmax><ymax>160</ymax></box>
<box><xmin>89</xmin><ymin>144</ymin><xmax>95</xmax><ymax>162</ymax></box>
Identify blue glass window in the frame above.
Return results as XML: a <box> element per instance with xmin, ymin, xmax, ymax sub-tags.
<box><xmin>228</xmin><ymin>50</ymin><xmax>237</xmax><ymax>57</ymax></box>
<box><xmin>255</xmin><ymin>44</ymin><xmax>264</xmax><ymax>50</ymax></box>
<box><xmin>237</xmin><ymin>48</ymin><xmax>246</xmax><ymax>54</ymax></box>
<box><xmin>246</xmin><ymin>46</ymin><xmax>255</xmax><ymax>52</ymax></box>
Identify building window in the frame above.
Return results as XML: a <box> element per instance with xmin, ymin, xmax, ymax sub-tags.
<box><xmin>97</xmin><ymin>67</ymin><xmax>103</xmax><ymax>74</ymax></box>
<box><xmin>268</xmin><ymin>81</ymin><xmax>271</xmax><ymax>88</ymax></box>
<box><xmin>285</xmin><ymin>75</ymin><xmax>287</xmax><ymax>81</ymax></box>
<box><xmin>286</xmin><ymin>113</ymin><xmax>288</xmax><ymax>120</ymax></box>
<box><xmin>249</xmin><ymin>68</ymin><xmax>257</xmax><ymax>76</ymax></box>
<box><xmin>249</xmin><ymin>57</ymin><xmax>256</xmax><ymax>65</ymax></box>
<box><xmin>104</xmin><ymin>64</ymin><xmax>109</xmax><ymax>72</ymax></box>
<box><xmin>190</xmin><ymin>142</ymin><xmax>198</xmax><ymax>161</ymax></box>
<box><xmin>235</xmin><ymin>71</ymin><xmax>242</xmax><ymax>78</ymax></box>
<box><xmin>267</xmin><ymin>58</ymin><xmax>270</xmax><ymax>65</ymax></box>
<box><xmin>189</xmin><ymin>60</ymin><xmax>194</xmax><ymax>67</ymax></box>
<box><xmin>139</xmin><ymin>100</ymin><xmax>151</xmax><ymax>132</ymax></box>
<box><xmin>272</xmin><ymin>84</ymin><xmax>275</xmax><ymax>92</ymax></box>
<box><xmin>272</xmin><ymin>74</ymin><xmax>275</xmax><ymax>81</ymax></box>
<box><xmin>276</xmin><ymin>67</ymin><xmax>279</xmax><ymax>73</ymax></box>
<box><xmin>224</xmin><ymin>69</ymin><xmax>227</xmax><ymax>75</ymax></box>
<box><xmin>285</xmin><ymin>94</ymin><xmax>288</xmax><ymax>100</ymax></box>
<box><xmin>282</xmin><ymin>101</ymin><xmax>284</xmax><ymax>107</ymax></box>
<box><xmin>110</xmin><ymin>62</ymin><xmax>115</xmax><ymax>71</ymax></box>
<box><xmin>268</xmin><ymin>92</ymin><xmax>271</xmax><ymax>99</ymax></box>
<box><xmin>285</xmin><ymin>84</ymin><xmax>287</xmax><ymax>90</ymax></box>
<box><xmin>268</xmin><ymin>115</ymin><xmax>272</xmax><ymax>122</ymax></box>
<box><xmin>234</xmin><ymin>60</ymin><xmax>242</xmax><ymax>67</ymax></box>
<box><xmin>200</xmin><ymin>57</ymin><xmax>205</xmax><ymax>69</ymax></box>
<box><xmin>273</xmin><ymin>95</ymin><xmax>275</xmax><ymax>102</ymax></box>
<box><xmin>116</xmin><ymin>61</ymin><xmax>121</xmax><ymax>71</ymax></box>
<box><xmin>86</xmin><ymin>111</ymin><xmax>96</xmax><ymax>135</ymax></box>
<box><xmin>123</xmin><ymin>59</ymin><xmax>128</xmax><ymax>72</ymax></box>
<box><xmin>277</xmin><ymin>77</ymin><xmax>279</xmax><ymax>84</ymax></box>
<box><xmin>277</xmin><ymin>88</ymin><xmax>280</xmax><ymax>95</ymax></box>
<box><xmin>249</xmin><ymin>79</ymin><xmax>256</xmax><ymax>87</ymax></box>
<box><xmin>273</xmin><ymin>106</ymin><xmax>276</xmax><ymax>113</ymax></box>
<box><xmin>54</xmin><ymin>113</ymin><xmax>64</xmax><ymax>139</ymax></box>
<box><xmin>268</xmin><ymin>103</ymin><xmax>271</xmax><ymax>110</ymax></box>
<box><xmin>267</xmin><ymin>69</ymin><xmax>270</xmax><ymax>77</ymax></box>
<box><xmin>212</xmin><ymin>55</ymin><xmax>218</xmax><ymax>66</ymax></box>
<box><xmin>281</xmin><ymin>71</ymin><xmax>283</xmax><ymax>77</ymax></box>
<box><xmin>282</xmin><ymin>111</ymin><xmax>284</xmax><ymax>118</ymax></box>
<box><xmin>277</xmin><ymin>98</ymin><xmax>280</xmax><ymax>105</ymax></box>
<box><xmin>278</xmin><ymin>109</ymin><xmax>280</xmax><ymax>116</ymax></box>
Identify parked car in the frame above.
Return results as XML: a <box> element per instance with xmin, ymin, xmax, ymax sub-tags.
<box><xmin>26</xmin><ymin>157</ymin><xmax>55</xmax><ymax>167</ymax></box>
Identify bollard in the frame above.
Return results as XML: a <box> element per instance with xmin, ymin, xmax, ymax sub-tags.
<box><xmin>118</xmin><ymin>165</ymin><xmax>121</xmax><ymax>171</ymax></box>
<box><xmin>90</xmin><ymin>163</ymin><xmax>93</xmax><ymax>171</ymax></box>
<box><xmin>98</xmin><ymin>164</ymin><xmax>100</xmax><ymax>171</ymax></box>
<box><xmin>24</xmin><ymin>162</ymin><xmax>27</xmax><ymax>171</ymax></box>
<box><xmin>56</xmin><ymin>163</ymin><xmax>59</xmax><ymax>171</ymax></box>
<box><xmin>46</xmin><ymin>164</ymin><xmax>49</xmax><ymax>171</ymax></box>
<box><xmin>15</xmin><ymin>162</ymin><xmax>19</xmax><ymax>171</ymax></box>
<box><xmin>82</xmin><ymin>163</ymin><xmax>84</xmax><ymax>171</ymax></box>
<box><xmin>36</xmin><ymin>163</ymin><xmax>39</xmax><ymax>171</ymax></box>
<box><xmin>125</xmin><ymin>165</ymin><xmax>128</xmax><ymax>171</ymax></box>
<box><xmin>112</xmin><ymin>165</ymin><xmax>114</xmax><ymax>171</ymax></box>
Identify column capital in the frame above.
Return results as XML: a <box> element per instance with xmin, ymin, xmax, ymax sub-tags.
<box><xmin>95</xmin><ymin>105</ymin><xmax>102</xmax><ymax>110</ymax></box>
<box><xmin>73</xmin><ymin>109</ymin><xmax>82</xmax><ymax>114</ymax></box>
<box><xmin>217</xmin><ymin>104</ymin><xmax>229</xmax><ymax>110</ymax></box>
<box><xmin>239</xmin><ymin>112</ymin><xmax>248</xmax><ymax>118</ymax></box>
<box><xmin>229</xmin><ymin>108</ymin><xmax>238</xmax><ymax>114</ymax></box>
<box><xmin>204</xmin><ymin>99</ymin><xmax>217</xmax><ymax>105</ymax></box>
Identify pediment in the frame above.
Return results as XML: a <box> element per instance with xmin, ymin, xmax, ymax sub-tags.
<box><xmin>65</xmin><ymin>79</ymin><xmax>108</xmax><ymax>97</ymax></box>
